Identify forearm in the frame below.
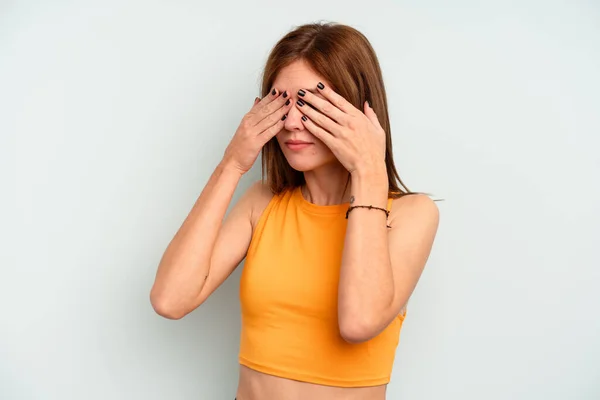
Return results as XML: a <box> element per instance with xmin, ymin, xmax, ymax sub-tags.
<box><xmin>151</xmin><ymin>159</ymin><xmax>242</xmax><ymax>310</ymax></box>
<box><xmin>338</xmin><ymin>167</ymin><xmax>395</xmax><ymax>341</ymax></box>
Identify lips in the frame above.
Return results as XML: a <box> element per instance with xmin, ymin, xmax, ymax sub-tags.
<box><xmin>285</xmin><ymin>140</ymin><xmax>314</xmax><ymax>151</ymax></box>
<box><xmin>285</xmin><ymin>140</ymin><xmax>313</xmax><ymax>145</ymax></box>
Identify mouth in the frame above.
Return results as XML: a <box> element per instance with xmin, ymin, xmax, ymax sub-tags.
<box><xmin>285</xmin><ymin>140</ymin><xmax>314</xmax><ymax>151</ymax></box>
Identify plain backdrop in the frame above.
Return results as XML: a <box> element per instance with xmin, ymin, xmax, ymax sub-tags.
<box><xmin>1</xmin><ymin>1</ymin><xmax>599</xmax><ymax>399</ymax></box>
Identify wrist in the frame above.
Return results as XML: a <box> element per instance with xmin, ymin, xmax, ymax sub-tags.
<box><xmin>350</xmin><ymin>171</ymin><xmax>388</xmax><ymax>209</ymax></box>
<box><xmin>351</xmin><ymin>163</ymin><xmax>388</xmax><ymax>186</ymax></box>
<box><xmin>218</xmin><ymin>158</ymin><xmax>245</xmax><ymax>179</ymax></box>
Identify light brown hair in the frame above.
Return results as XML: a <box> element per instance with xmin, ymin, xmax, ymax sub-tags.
<box><xmin>260</xmin><ymin>22</ymin><xmax>414</xmax><ymax>199</ymax></box>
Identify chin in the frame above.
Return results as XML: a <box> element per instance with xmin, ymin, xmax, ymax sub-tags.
<box><xmin>282</xmin><ymin>153</ymin><xmax>336</xmax><ymax>172</ymax></box>
<box><xmin>283</xmin><ymin>156</ymin><xmax>319</xmax><ymax>172</ymax></box>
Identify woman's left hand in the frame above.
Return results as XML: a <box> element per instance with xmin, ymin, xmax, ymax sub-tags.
<box><xmin>294</xmin><ymin>82</ymin><xmax>387</xmax><ymax>176</ymax></box>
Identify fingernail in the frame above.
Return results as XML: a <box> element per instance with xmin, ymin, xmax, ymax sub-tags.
<box><xmin>281</xmin><ymin>114</ymin><xmax>287</xmax><ymax>121</ymax></box>
<box><xmin>283</xmin><ymin>91</ymin><xmax>288</xmax><ymax>98</ymax></box>
<box><xmin>317</xmin><ymin>82</ymin><xmax>324</xmax><ymax>90</ymax></box>
<box><xmin>271</xmin><ymin>88</ymin><xmax>276</xmax><ymax>96</ymax></box>
<box><xmin>301</xmin><ymin>115</ymin><xmax>308</xmax><ymax>121</ymax></box>
<box><xmin>298</xmin><ymin>89</ymin><xmax>306</xmax><ymax>97</ymax></box>
<box><xmin>297</xmin><ymin>99</ymin><xmax>305</xmax><ymax>106</ymax></box>
<box><xmin>285</xmin><ymin>99</ymin><xmax>290</xmax><ymax>106</ymax></box>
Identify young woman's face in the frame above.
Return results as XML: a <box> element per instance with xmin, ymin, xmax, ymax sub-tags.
<box><xmin>272</xmin><ymin>59</ymin><xmax>339</xmax><ymax>172</ymax></box>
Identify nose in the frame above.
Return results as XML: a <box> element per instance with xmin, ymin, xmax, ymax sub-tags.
<box><xmin>283</xmin><ymin>98</ymin><xmax>306</xmax><ymax>132</ymax></box>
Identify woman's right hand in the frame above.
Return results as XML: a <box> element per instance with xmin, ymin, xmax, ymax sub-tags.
<box><xmin>223</xmin><ymin>88</ymin><xmax>292</xmax><ymax>175</ymax></box>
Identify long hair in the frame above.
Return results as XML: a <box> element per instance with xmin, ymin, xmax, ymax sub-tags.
<box><xmin>260</xmin><ymin>22</ymin><xmax>414</xmax><ymax>199</ymax></box>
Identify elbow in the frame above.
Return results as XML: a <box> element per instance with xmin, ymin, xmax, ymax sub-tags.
<box><xmin>338</xmin><ymin>315</ymin><xmax>379</xmax><ymax>344</ymax></box>
<box><xmin>149</xmin><ymin>288</ymin><xmax>186</xmax><ymax>320</ymax></box>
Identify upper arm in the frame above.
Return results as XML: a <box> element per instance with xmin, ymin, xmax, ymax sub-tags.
<box><xmin>193</xmin><ymin>180</ymin><xmax>273</xmax><ymax>306</ymax></box>
<box><xmin>388</xmin><ymin>194</ymin><xmax>440</xmax><ymax>314</ymax></box>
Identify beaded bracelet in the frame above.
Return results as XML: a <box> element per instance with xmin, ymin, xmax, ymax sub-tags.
<box><xmin>345</xmin><ymin>205</ymin><xmax>392</xmax><ymax>228</ymax></box>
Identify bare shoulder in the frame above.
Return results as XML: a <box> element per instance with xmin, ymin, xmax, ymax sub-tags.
<box><xmin>243</xmin><ymin>180</ymin><xmax>275</xmax><ymax>229</ymax></box>
<box><xmin>389</xmin><ymin>193</ymin><xmax>439</xmax><ymax>231</ymax></box>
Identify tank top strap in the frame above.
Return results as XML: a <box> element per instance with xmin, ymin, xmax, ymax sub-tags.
<box><xmin>386</xmin><ymin>197</ymin><xmax>393</xmax><ymax>213</ymax></box>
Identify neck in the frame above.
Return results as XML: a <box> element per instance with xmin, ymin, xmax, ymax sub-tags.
<box><xmin>302</xmin><ymin>163</ymin><xmax>351</xmax><ymax>206</ymax></box>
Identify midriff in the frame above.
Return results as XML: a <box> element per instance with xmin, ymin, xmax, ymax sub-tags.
<box><xmin>236</xmin><ymin>365</ymin><xmax>387</xmax><ymax>400</ymax></box>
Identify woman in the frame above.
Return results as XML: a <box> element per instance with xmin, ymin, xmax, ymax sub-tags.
<box><xmin>150</xmin><ymin>22</ymin><xmax>439</xmax><ymax>400</ymax></box>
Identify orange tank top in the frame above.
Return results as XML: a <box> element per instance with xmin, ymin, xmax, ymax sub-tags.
<box><xmin>239</xmin><ymin>186</ymin><xmax>406</xmax><ymax>387</ymax></box>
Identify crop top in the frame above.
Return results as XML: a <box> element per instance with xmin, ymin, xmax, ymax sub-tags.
<box><xmin>239</xmin><ymin>185</ymin><xmax>406</xmax><ymax>387</ymax></box>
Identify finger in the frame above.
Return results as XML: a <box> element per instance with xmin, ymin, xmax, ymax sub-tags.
<box><xmin>254</xmin><ymin>90</ymin><xmax>290</xmax><ymax>126</ymax></box>
<box><xmin>248</xmin><ymin>88</ymin><xmax>282</xmax><ymax>120</ymax></box>
<box><xmin>295</xmin><ymin>98</ymin><xmax>342</xmax><ymax>136</ymax></box>
<box><xmin>299</xmin><ymin>114</ymin><xmax>336</xmax><ymax>149</ymax></box>
<box><xmin>255</xmin><ymin>97</ymin><xmax>292</xmax><ymax>134</ymax></box>
<box><xmin>258</xmin><ymin>114</ymin><xmax>287</xmax><ymax>146</ymax></box>
<box><xmin>252</xmin><ymin>88</ymin><xmax>277</xmax><ymax>109</ymax></box>
<box><xmin>248</xmin><ymin>97</ymin><xmax>261</xmax><ymax>115</ymax></box>
<box><xmin>363</xmin><ymin>100</ymin><xmax>382</xmax><ymax>129</ymax></box>
<box><xmin>315</xmin><ymin>81</ymin><xmax>359</xmax><ymax>116</ymax></box>
<box><xmin>296</xmin><ymin>88</ymin><xmax>348</xmax><ymax>125</ymax></box>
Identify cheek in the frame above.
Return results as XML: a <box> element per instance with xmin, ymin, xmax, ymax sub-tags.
<box><xmin>274</xmin><ymin>134</ymin><xmax>288</xmax><ymax>151</ymax></box>
<box><xmin>311</xmin><ymin>137</ymin><xmax>334</xmax><ymax>157</ymax></box>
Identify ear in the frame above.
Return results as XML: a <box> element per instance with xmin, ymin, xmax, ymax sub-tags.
<box><xmin>363</xmin><ymin>100</ymin><xmax>382</xmax><ymax>129</ymax></box>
